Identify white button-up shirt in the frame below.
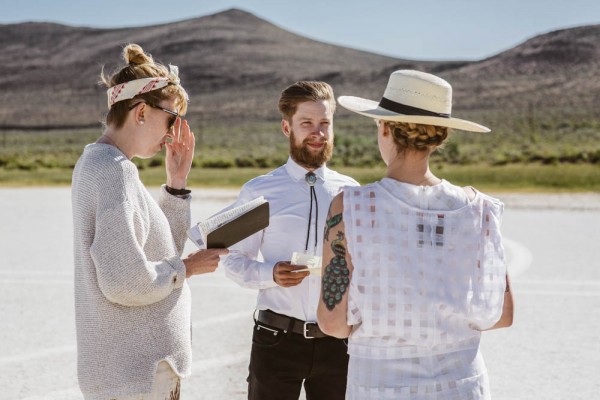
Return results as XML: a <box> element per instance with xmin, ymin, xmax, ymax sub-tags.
<box><xmin>222</xmin><ymin>157</ymin><xmax>359</xmax><ymax>322</ymax></box>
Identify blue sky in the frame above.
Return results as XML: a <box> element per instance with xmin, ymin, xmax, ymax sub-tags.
<box><xmin>2</xmin><ymin>0</ymin><xmax>599</xmax><ymax>60</ymax></box>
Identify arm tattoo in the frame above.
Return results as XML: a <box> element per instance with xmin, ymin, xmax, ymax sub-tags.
<box><xmin>324</xmin><ymin>212</ymin><xmax>342</xmax><ymax>241</ymax></box>
<box><xmin>322</xmin><ymin>230</ymin><xmax>350</xmax><ymax>311</ymax></box>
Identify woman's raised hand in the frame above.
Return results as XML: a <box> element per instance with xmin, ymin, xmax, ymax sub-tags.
<box><xmin>165</xmin><ymin>117</ymin><xmax>195</xmax><ymax>189</ymax></box>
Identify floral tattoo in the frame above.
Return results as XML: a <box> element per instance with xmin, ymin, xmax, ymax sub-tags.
<box><xmin>322</xmin><ymin>213</ymin><xmax>350</xmax><ymax>311</ymax></box>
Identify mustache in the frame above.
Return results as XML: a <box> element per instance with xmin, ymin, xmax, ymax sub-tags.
<box><xmin>303</xmin><ymin>138</ymin><xmax>328</xmax><ymax>144</ymax></box>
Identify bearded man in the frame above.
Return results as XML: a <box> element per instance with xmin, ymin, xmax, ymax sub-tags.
<box><xmin>222</xmin><ymin>81</ymin><xmax>359</xmax><ymax>400</ymax></box>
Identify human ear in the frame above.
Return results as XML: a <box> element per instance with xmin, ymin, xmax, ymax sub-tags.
<box><xmin>281</xmin><ymin>119</ymin><xmax>291</xmax><ymax>138</ymax></box>
<box><xmin>134</xmin><ymin>102</ymin><xmax>147</xmax><ymax>125</ymax></box>
<box><xmin>381</xmin><ymin>122</ymin><xmax>390</xmax><ymax>137</ymax></box>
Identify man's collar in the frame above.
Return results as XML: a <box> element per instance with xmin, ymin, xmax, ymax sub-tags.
<box><xmin>285</xmin><ymin>156</ymin><xmax>328</xmax><ymax>182</ymax></box>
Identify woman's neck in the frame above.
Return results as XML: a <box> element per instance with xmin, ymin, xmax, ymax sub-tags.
<box><xmin>385</xmin><ymin>151</ymin><xmax>441</xmax><ymax>186</ymax></box>
<box><xmin>96</xmin><ymin>128</ymin><xmax>132</xmax><ymax>159</ymax></box>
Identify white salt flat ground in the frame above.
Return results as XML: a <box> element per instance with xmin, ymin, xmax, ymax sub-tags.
<box><xmin>0</xmin><ymin>188</ymin><xmax>599</xmax><ymax>400</ymax></box>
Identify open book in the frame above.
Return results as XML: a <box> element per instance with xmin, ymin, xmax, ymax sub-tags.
<box><xmin>187</xmin><ymin>197</ymin><xmax>270</xmax><ymax>249</ymax></box>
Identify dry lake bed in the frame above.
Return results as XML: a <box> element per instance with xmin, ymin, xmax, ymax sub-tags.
<box><xmin>1</xmin><ymin>188</ymin><xmax>599</xmax><ymax>400</ymax></box>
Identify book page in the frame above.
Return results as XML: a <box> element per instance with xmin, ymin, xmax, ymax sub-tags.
<box><xmin>198</xmin><ymin>196</ymin><xmax>266</xmax><ymax>235</ymax></box>
<box><xmin>187</xmin><ymin>226</ymin><xmax>206</xmax><ymax>249</ymax></box>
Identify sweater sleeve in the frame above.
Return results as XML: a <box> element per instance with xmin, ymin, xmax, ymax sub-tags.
<box><xmin>157</xmin><ymin>184</ymin><xmax>192</xmax><ymax>256</ymax></box>
<box><xmin>90</xmin><ymin>200</ymin><xmax>186</xmax><ymax>307</ymax></box>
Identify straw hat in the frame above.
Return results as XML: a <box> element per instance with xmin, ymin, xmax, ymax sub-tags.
<box><xmin>338</xmin><ymin>70</ymin><xmax>490</xmax><ymax>132</ymax></box>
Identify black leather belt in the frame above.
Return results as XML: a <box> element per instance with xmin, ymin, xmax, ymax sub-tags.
<box><xmin>256</xmin><ymin>309</ymin><xmax>329</xmax><ymax>339</ymax></box>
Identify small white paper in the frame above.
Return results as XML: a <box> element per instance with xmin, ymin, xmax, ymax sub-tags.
<box><xmin>291</xmin><ymin>252</ymin><xmax>322</xmax><ymax>276</ymax></box>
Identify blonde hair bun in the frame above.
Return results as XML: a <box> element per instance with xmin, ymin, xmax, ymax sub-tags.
<box><xmin>387</xmin><ymin>121</ymin><xmax>449</xmax><ymax>152</ymax></box>
<box><xmin>123</xmin><ymin>43</ymin><xmax>153</xmax><ymax>66</ymax></box>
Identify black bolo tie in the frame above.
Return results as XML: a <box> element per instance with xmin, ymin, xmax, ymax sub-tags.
<box><xmin>304</xmin><ymin>171</ymin><xmax>319</xmax><ymax>253</ymax></box>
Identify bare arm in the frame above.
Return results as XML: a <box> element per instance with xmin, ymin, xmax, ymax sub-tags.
<box><xmin>317</xmin><ymin>193</ymin><xmax>353</xmax><ymax>338</ymax></box>
<box><xmin>483</xmin><ymin>273</ymin><xmax>514</xmax><ymax>330</ymax></box>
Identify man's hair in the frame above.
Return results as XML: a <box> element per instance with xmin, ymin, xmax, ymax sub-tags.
<box><xmin>278</xmin><ymin>81</ymin><xmax>336</xmax><ymax>121</ymax></box>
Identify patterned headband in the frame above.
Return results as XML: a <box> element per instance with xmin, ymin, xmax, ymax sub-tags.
<box><xmin>106</xmin><ymin>64</ymin><xmax>182</xmax><ymax>109</ymax></box>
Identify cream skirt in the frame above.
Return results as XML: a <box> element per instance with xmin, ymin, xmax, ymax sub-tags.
<box><xmin>111</xmin><ymin>361</ymin><xmax>180</xmax><ymax>400</ymax></box>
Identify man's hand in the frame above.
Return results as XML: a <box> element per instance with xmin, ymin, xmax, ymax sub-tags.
<box><xmin>183</xmin><ymin>248</ymin><xmax>229</xmax><ymax>278</ymax></box>
<box><xmin>273</xmin><ymin>261</ymin><xmax>310</xmax><ymax>287</ymax></box>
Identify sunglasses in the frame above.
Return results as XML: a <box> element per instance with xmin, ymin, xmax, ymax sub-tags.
<box><xmin>129</xmin><ymin>101</ymin><xmax>179</xmax><ymax>131</ymax></box>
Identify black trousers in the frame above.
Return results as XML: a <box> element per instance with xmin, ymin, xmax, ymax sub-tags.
<box><xmin>247</xmin><ymin>320</ymin><xmax>349</xmax><ymax>400</ymax></box>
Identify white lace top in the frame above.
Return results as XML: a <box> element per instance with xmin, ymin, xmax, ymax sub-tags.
<box><xmin>343</xmin><ymin>179</ymin><xmax>506</xmax><ymax>399</ymax></box>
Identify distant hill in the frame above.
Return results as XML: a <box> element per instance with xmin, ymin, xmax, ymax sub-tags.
<box><xmin>0</xmin><ymin>9</ymin><xmax>598</xmax><ymax>128</ymax></box>
<box><xmin>445</xmin><ymin>24</ymin><xmax>600</xmax><ymax>111</ymax></box>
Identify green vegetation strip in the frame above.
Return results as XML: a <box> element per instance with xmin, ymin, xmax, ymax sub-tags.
<box><xmin>1</xmin><ymin>112</ymin><xmax>598</xmax><ymax>191</ymax></box>
<box><xmin>1</xmin><ymin>164</ymin><xmax>598</xmax><ymax>192</ymax></box>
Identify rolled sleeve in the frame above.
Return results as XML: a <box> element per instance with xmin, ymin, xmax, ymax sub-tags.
<box><xmin>158</xmin><ymin>184</ymin><xmax>191</xmax><ymax>255</ymax></box>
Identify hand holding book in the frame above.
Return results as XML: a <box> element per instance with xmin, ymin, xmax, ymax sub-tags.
<box><xmin>183</xmin><ymin>248</ymin><xmax>229</xmax><ymax>277</ymax></box>
<box><xmin>187</xmin><ymin>197</ymin><xmax>270</xmax><ymax>249</ymax></box>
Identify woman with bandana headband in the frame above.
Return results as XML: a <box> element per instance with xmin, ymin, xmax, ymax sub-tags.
<box><xmin>71</xmin><ymin>44</ymin><xmax>228</xmax><ymax>399</ymax></box>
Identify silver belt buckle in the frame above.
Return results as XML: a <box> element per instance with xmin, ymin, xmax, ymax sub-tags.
<box><xmin>303</xmin><ymin>322</ymin><xmax>316</xmax><ymax>339</ymax></box>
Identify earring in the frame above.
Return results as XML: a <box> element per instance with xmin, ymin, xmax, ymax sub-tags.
<box><xmin>139</xmin><ymin>120</ymin><xmax>145</xmax><ymax>125</ymax></box>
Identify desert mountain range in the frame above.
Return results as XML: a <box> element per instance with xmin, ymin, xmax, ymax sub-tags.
<box><xmin>0</xmin><ymin>8</ymin><xmax>598</xmax><ymax>128</ymax></box>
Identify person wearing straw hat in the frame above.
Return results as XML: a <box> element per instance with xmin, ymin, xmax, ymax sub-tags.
<box><xmin>317</xmin><ymin>70</ymin><xmax>514</xmax><ymax>399</ymax></box>
<box><xmin>71</xmin><ymin>44</ymin><xmax>227</xmax><ymax>399</ymax></box>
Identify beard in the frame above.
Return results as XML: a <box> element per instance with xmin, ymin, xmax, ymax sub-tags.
<box><xmin>289</xmin><ymin>130</ymin><xmax>333</xmax><ymax>169</ymax></box>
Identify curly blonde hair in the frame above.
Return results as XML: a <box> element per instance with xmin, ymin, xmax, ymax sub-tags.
<box><xmin>383</xmin><ymin>121</ymin><xmax>449</xmax><ymax>153</ymax></box>
<box><xmin>100</xmin><ymin>44</ymin><xmax>188</xmax><ymax>128</ymax></box>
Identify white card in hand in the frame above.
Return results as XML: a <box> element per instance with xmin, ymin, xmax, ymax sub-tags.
<box><xmin>291</xmin><ymin>252</ymin><xmax>322</xmax><ymax>276</ymax></box>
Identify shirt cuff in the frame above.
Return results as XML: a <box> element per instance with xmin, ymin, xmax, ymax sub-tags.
<box><xmin>259</xmin><ymin>261</ymin><xmax>278</xmax><ymax>287</ymax></box>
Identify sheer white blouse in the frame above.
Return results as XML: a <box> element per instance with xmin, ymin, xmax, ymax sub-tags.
<box><xmin>343</xmin><ymin>179</ymin><xmax>506</xmax><ymax>400</ymax></box>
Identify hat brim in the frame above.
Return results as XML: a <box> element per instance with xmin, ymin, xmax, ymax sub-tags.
<box><xmin>338</xmin><ymin>96</ymin><xmax>490</xmax><ymax>133</ymax></box>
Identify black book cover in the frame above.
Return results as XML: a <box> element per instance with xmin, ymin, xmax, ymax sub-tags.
<box><xmin>206</xmin><ymin>202</ymin><xmax>270</xmax><ymax>248</ymax></box>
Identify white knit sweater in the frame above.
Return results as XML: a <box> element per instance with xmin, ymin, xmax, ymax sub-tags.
<box><xmin>71</xmin><ymin>143</ymin><xmax>192</xmax><ymax>399</ymax></box>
